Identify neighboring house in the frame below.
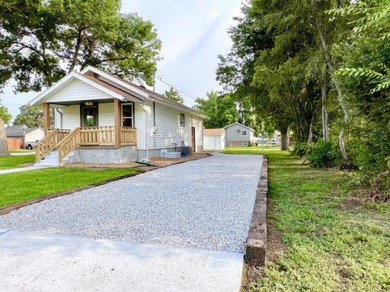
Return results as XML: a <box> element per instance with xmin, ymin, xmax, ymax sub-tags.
<box><xmin>29</xmin><ymin>66</ymin><xmax>205</xmax><ymax>165</ymax></box>
<box><xmin>204</xmin><ymin>128</ymin><xmax>225</xmax><ymax>150</ymax></box>
<box><xmin>5</xmin><ymin>126</ymin><xmax>44</xmax><ymax>149</ymax></box>
<box><xmin>224</xmin><ymin>123</ymin><xmax>255</xmax><ymax>147</ymax></box>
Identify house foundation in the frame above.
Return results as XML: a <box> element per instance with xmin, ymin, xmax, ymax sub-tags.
<box><xmin>63</xmin><ymin>146</ymin><xmax>137</xmax><ymax>164</ymax></box>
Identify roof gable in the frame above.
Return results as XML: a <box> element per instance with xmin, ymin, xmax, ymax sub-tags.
<box><xmin>224</xmin><ymin>122</ymin><xmax>254</xmax><ymax>132</ymax></box>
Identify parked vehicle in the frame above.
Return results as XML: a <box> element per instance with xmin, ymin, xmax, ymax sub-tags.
<box><xmin>24</xmin><ymin>140</ymin><xmax>40</xmax><ymax>150</ymax></box>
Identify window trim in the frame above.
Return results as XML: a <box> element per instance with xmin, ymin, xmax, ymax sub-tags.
<box><xmin>179</xmin><ymin>113</ymin><xmax>185</xmax><ymax>127</ymax></box>
<box><xmin>241</xmin><ymin>130</ymin><xmax>248</xmax><ymax>136</ymax></box>
<box><xmin>121</xmin><ymin>102</ymin><xmax>134</xmax><ymax>127</ymax></box>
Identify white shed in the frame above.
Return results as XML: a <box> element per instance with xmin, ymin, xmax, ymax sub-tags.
<box><xmin>204</xmin><ymin>128</ymin><xmax>225</xmax><ymax>150</ymax></box>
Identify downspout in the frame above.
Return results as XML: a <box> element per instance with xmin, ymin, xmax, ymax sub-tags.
<box><xmin>141</xmin><ymin>104</ymin><xmax>148</xmax><ymax>159</ymax></box>
<box><xmin>55</xmin><ymin>108</ymin><xmax>63</xmax><ymax>129</ymax></box>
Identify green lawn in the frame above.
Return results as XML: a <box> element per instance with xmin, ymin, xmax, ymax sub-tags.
<box><xmin>0</xmin><ymin>167</ymin><xmax>140</xmax><ymax>207</ymax></box>
<box><xmin>0</xmin><ymin>154</ymin><xmax>35</xmax><ymax>169</ymax></box>
<box><xmin>223</xmin><ymin>147</ymin><xmax>390</xmax><ymax>291</ymax></box>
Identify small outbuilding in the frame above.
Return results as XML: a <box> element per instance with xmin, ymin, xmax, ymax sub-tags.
<box><xmin>204</xmin><ymin>128</ymin><xmax>225</xmax><ymax>150</ymax></box>
<box><xmin>5</xmin><ymin>126</ymin><xmax>44</xmax><ymax>149</ymax></box>
<box><xmin>224</xmin><ymin>122</ymin><xmax>255</xmax><ymax>147</ymax></box>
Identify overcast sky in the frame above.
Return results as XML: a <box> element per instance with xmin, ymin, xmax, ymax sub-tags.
<box><xmin>1</xmin><ymin>0</ymin><xmax>241</xmax><ymax>119</ymax></box>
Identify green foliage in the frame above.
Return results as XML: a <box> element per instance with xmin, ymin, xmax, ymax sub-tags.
<box><xmin>164</xmin><ymin>87</ymin><xmax>184</xmax><ymax>104</ymax></box>
<box><xmin>306</xmin><ymin>140</ymin><xmax>337</xmax><ymax>168</ymax></box>
<box><xmin>333</xmin><ymin>0</ymin><xmax>390</xmax><ymax>192</ymax></box>
<box><xmin>0</xmin><ymin>0</ymin><xmax>161</xmax><ymax>91</ymax></box>
<box><xmin>0</xmin><ymin>167</ymin><xmax>140</xmax><ymax>207</ymax></box>
<box><xmin>0</xmin><ymin>101</ymin><xmax>12</xmax><ymax>124</ymax></box>
<box><xmin>194</xmin><ymin>92</ymin><xmax>238</xmax><ymax>128</ymax></box>
<box><xmin>291</xmin><ymin>143</ymin><xmax>308</xmax><ymax>158</ymax></box>
<box><xmin>226</xmin><ymin>149</ymin><xmax>390</xmax><ymax>291</ymax></box>
<box><xmin>13</xmin><ymin>105</ymin><xmax>43</xmax><ymax>128</ymax></box>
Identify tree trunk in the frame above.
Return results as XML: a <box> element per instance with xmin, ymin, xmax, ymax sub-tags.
<box><xmin>321</xmin><ymin>76</ymin><xmax>329</xmax><ymax>142</ymax></box>
<box><xmin>280</xmin><ymin>128</ymin><xmax>289</xmax><ymax>150</ymax></box>
<box><xmin>311</xmin><ymin>0</ymin><xmax>348</xmax><ymax>161</ymax></box>
<box><xmin>68</xmin><ymin>30</ymin><xmax>84</xmax><ymax>73</ymax></box>
<box><xmin>0</xmin><ymin>116</ymin><xmax>9</xmax><ymax>156</ymax></box>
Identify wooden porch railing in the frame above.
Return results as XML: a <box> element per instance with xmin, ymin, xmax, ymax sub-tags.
<box><xmin>121</xmin><ymin>127</ymin><xmax>137</xmax><ymax>144</ymax></box>
<box><xmin>57</xmin><ymin>128</ymin><xmax>81</xmax><ymax>163</ymax></box>
<box><xmin>80</xmin><ymin>126</ymin><xmax>115</xmax><ymax>145</ymax></box>
<box><xmin>35</xmin><ymin>128</ymin><xmax>71</xmax><ymax>162</ymax></box>
<box><xmin>36</xmin><ymin>127</ymin><xmax>137</xmax><ymax>164</ymax></box>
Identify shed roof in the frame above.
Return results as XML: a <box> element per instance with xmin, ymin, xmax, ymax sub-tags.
<box><xmin>5</xmin><ymin>126</ymin><xmax>42</xmax><ymax>137</ymax></box>
<box><xmin>204</xmin><ymin>128</ymin><xmax>224</xmax><ymax>136</ymax></box>
<box><xmin>224</xmin><ymin>122</ymin><xmax>254</xmax><ymax>132</ymax></box>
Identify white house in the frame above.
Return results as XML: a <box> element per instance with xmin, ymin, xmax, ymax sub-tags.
<box><xmin>29</xmin><ymin>66</ymin><xmax>205</xmax><ymax>165</ymax></box>
<box><xmin>224</xmin><ymin>123</ymin><xmax>255</xmax><ymax>147</ymax></box>
<box><xmin>203</xmin><ymin>128</ymin><xmax>225</xmax><ymax>150</ymax></box>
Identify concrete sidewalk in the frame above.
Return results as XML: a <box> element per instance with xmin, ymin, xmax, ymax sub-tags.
<box><xmin>0</xmin><ymin>165</ymin><xmax>53</xmax><ymax>175</ymax></box>
<box><xmin>0</xmin><ymin>229</ymin><xmax>243</xmax><ymax>292</ymax></box>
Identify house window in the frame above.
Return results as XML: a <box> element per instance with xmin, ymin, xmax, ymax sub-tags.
<box><xmin>81</xmin><ymin>104</ymin><xmax>98</xmax><ymax>127</ymax></box>
<box><xmin>122</xmin><ymin>103</ymin><xmax>134</xmax><ymax>127</ymax></box>
<box><xmin>179</xmin><ymin>113</ymin><xmax>185</xmax><ymax>127</ymax></box>
<box><xmin>241</xmin><ymin>130</ymin><xmax>248</xmax><ymax>136</ymax></box>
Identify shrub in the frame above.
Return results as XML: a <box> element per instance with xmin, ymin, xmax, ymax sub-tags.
<box><xmin>291</xmin><ymin>143</ymin><xmax>308</xmax><ymax>158</ymax></box>
<box><xmin>307</xmin><ymin>140</ymin><xmax>337</xmax><ymax>168</ymax></box>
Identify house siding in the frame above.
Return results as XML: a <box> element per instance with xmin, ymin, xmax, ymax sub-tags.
<box><xmin>135</xmin><ymin>101</ymin><xmax>203</xmax><ymax>152</ymax></box>
<box><xmin>98</xmin><ymin>103</ymin><xmax>115</xmax><ymax>126</ymax></box>
<box><xmin>48</xmin><ymin>79</ymin><xmax>112</xmax><ymax>103</ymax></box>
<box><xmin>25</xmin><ymin>129</ymin><xmax>44</xmax><ymax>142</ymax></box>
<box><xmin>225</xmin><ymin>124</ymin><xmax>254</xmax><ymax>146</ymax></box>
<box><xmin>61</xmin><ymin>105</ymin><xmax>80</xmax><ymax>129</ymax></box>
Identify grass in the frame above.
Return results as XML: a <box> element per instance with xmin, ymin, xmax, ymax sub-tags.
<box><xmin>223</xmin><ymin>147</ymin><xmax>390</xmax><ymax>291</ymax></box>
<box><xmin>0</xmin><ymin>154</ymin><xmax>35</xmax><ymax>169</ymax></box>
<box><xmin>0</xmin><ymin>167</ymin><xmax>140</xmax><ymax>207</ymax></box>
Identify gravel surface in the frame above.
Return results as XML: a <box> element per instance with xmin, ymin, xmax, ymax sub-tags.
<box><xmin>0</xmin><ymin>154</ymin><xmax>262</xmax><ymax>253</ymax></box>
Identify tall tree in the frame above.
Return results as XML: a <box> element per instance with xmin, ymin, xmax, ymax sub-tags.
<box><xmin>13</xmin><ymin>105</ymin><xmax>44</xmax><ymax>128</ymax></box>
<box><xmin>0</xmin><ymin>0</ymin><xmax>161</xmax><ymax>91</ymax></box>
<box><xmin>164</xmin><ymin>87</ymin><xmax>184</xmax><ymax>104</ymax></box>
<box><xmin>0</xmin><ymin>0</ymin><xmax>162</xmax><ymax>155</ymax></box>
<box><xmin>0</xmin><ymin>101</ymin><xmax>12</xmax><ymax>125</ymax></box>
<box><xmin>334</xmin><ymin>0</ymin><xmax>390</xmax><ymax>192</ymax></box>
<box><xmin>194</xmin><ymin>92</ymin><xmax>238</xmax><ymax>129</ymax></box>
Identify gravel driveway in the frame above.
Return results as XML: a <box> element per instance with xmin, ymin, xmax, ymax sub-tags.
<box><xmin>0</xmin><ymin>154</ymin><xmax>262</xmax><ymax>253</ymax></box>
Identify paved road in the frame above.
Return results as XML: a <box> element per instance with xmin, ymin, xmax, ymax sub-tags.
<box><xmin>0</xmin><ymin>154</ymin><xmax>263</xmax><ymax>292</ymax></box>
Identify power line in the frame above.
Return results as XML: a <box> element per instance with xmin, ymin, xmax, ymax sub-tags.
<box><xmin>156</xmin><ymin>76</ymin><xmax>198</xmax><ymax>101</ymax></box>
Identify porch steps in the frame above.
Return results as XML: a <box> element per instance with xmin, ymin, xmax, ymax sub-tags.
<box><xmin>35</xmin><ymin>150</ymin><xmax>60</xmax><ymax>167</ymax></box>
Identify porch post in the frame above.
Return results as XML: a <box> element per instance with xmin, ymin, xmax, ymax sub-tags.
<box><xmin>114</xmin><ymin>99</ymin><xmax>121</xmax><ymax>148</ymax></box>
<box><xmin>43</xmin><ymin>103</ymin><xmax>50</xmax><ymax>136</ymax></box>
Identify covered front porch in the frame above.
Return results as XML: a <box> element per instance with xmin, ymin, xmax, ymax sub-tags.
<box><xmin>36</xmin><ymin>126</ymin><xmax>137</xmax><ymax>165</ymax></box>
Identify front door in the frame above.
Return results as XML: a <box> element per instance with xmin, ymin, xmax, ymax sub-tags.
<box><xmin>192</xmin><ymin>127</ymin><xmax>196</xmax><ymax>152</ymax></box>
<box><xmin>81</xmin><ymin>104</ymin><xmax>98</xmax><ymax>127</ymax></box>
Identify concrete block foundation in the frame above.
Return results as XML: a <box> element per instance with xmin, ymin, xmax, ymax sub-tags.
<box><xmin>63</xmin><ymin>146</ymin><xmax>138</xmax><ymax>165</ymax></box>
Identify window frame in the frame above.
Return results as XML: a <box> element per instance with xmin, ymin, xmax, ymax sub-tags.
<box><xmin>179</xmin><ymin>113</ymin><xmax>185</xmax><ymax>127</ymax></box>
<box><xmin>121</xmin><ymin>102</ymin><xmax>134</xmax><ymax>127</ymax></box>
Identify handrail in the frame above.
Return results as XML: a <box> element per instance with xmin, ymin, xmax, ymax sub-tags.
<box><xmin>35</xmin><ymin>129</ymin><xmax>59</xmax><ymax>162</ymax></box>
<box><xmin>35</xmin><ymin>129</ymin><xmax>71</xmax><ymax>162</ymax></box>
<box><xmin>57</xmin><ymin>128</ymin><xmax>81</xmax><ymax>163</ymax></box>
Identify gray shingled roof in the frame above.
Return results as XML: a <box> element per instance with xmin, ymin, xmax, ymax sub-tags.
<box><xmin>5</xmin><ymin>126</ymin><xmax>40</xmax><ymax>137</ymax></box>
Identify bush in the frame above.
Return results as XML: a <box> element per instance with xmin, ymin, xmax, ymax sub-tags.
<box><xmin>307</xmin><ymin>140</ymin><xmax>337</xmax><ymax>168</ymax></box>
<box><xmin>291</xmin><ymin>143</ymin><xmax>308</xmax><ymax>158</ymax></box>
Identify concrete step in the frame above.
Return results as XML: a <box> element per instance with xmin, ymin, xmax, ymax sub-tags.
<box><xmin>35</xmin><ymin>150</ymin><xmax>60</xmax><ymax>167</ymax></box>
